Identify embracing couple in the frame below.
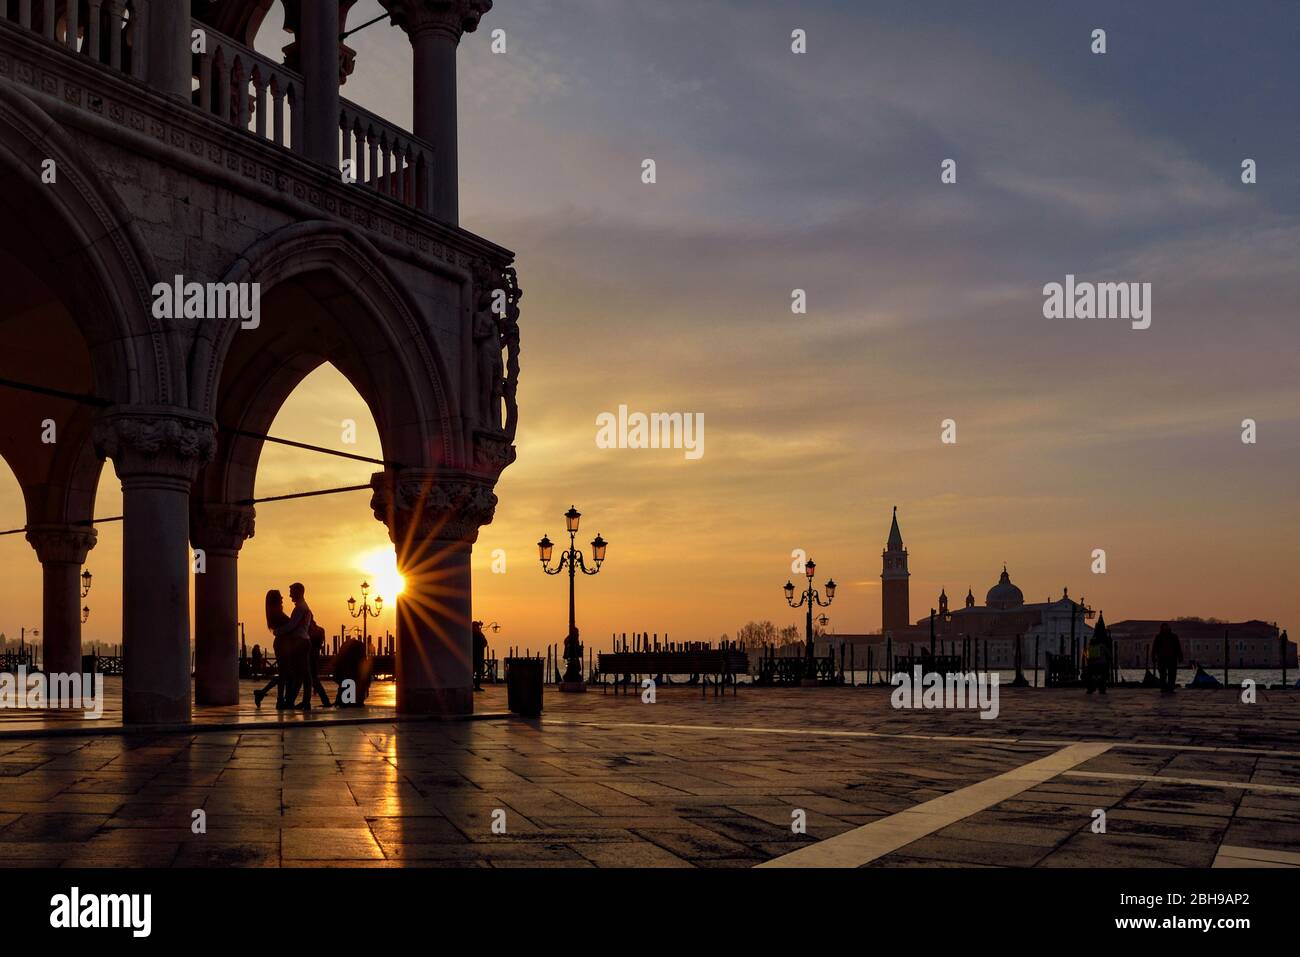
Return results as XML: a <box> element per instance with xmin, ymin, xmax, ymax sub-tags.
<box><xmin>254</xmin><ymin>582</ymin><xmax>331</xmax><ymax>710</ymax></box>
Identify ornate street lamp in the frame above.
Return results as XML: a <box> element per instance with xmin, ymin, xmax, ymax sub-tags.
<box><xmin>784</xmin><ymin>557</ymin><xmax>836</xmax><ymax>684</ymax></box>
<box><xmin>81</xmin><ymin>606</ymin><xmax>90</xmax><ymax>624</ymax></box>
<box><xmin>538</xmin><ymin>505</ymin><xmax>608</xmax><ymax>690</ymax></box>
<box><xmin>80</xmin><ymin>569</ymin><xmax>92</xmax><ymax>599</ymax></box>
<box><xmin>347</xmin><ymin>581</ymin><xmax>383</xmax><ymax>653</ymax></box>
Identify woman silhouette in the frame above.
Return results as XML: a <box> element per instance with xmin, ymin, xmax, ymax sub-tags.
<box><xmin>253</xmin><ymin>589</ymin><xmax>311</xmax><ymax>709</ymax></box>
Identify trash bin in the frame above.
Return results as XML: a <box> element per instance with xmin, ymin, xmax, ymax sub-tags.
<box><xmin>506</xmin><ymin>657</ymin><xmax>544</xmax><ymax>716</ymax></box>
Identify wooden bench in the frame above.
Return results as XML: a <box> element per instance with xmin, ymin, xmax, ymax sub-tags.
<box><xmin>753</xmin><ymin>654</ymin><xmax>838</xmax><ymax>686</ymax></box>
<box><xmin>597</xmin><ymin>651</ymin><xmax>748</xmax><ymax>696</ymax></box>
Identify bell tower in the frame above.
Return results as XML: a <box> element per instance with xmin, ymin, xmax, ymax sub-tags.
<box><xmin>881</xmin><ymin>506</ymin><xmax>910</xmax><ymax>631</ymax></box>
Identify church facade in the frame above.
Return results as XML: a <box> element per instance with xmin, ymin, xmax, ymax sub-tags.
<box><xmin>826</xmin><ymin>508</ymin><xmax>1096</xmax><ymax>670</ymax></box>
<box><xmin>820</xmin><ymin>509</ymin><xmax>1294</xmax><ymax>671</ymax></box>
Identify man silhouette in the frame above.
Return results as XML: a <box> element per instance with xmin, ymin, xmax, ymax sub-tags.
<box><xmin>472</xmin><ymin>620</ymin><xmax>489</xmax><ymax>691</ymax></box>
<box><xmin>1152</xmin><ymin>622</ymin><xmax>1183</xmax><ymax>693</ymax></box>
<box><xmin>275</xmin><ymin>582</ymin><xmax>316</xmax><ymax>709</ymax></box>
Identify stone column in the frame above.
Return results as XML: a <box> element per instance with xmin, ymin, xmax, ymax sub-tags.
<box><xmin>94</xmin><ymin>407</ymin><xmax>216</xmax><ymax>724</ymax></box>
<box><xmin>297</xmin><ymin>0</ymin><xmax>341</xmax><ymax>167</ymax></box>
<box><xmin>190</xmin><ymin>504</ymin><xmax>255</xmax><ymax>706</ymax></box>
<box><xmin>370</xmin><ymin>469</ymin><xmax>497</xmax><ymax>715</ymax></box>
<box><xmin>140</xmin><ymin>0</ymin><xmax>192</xmax><ymax>99</ymax></box>
<box><xmin>24</xmin><ymin>525</ymin><xmax>97</xmax><ymax>677</ymax></box>
<box><xmin>385</xmin><ymin>0</ymin><xmax>492</xmax><ymax>223</ymax></box>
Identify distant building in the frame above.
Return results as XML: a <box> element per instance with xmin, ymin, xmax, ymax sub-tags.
<box><xmin>881</xmin><ymin>506</ymin><xmax>910</xmax><ymax>631</ymax></box>
<box><xmin>817</xmin><ymin>509</ymin><xmax>1295</xmax><ymax>672</ymax></box>
<box><xmin>1109</xmin><ymin>619</ymin><xmax>1294</xmax><ymax>669</ymax></box>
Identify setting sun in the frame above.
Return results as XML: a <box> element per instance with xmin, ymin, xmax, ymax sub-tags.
<box><xmin>356</xmin><ymin>547</ymin><xmax>405</xmax><ymax>601</ymax></box>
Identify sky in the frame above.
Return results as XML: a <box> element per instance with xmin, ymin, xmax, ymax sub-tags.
<box><xmin>2</xmin><ymin>0</ymin><xmax>1299</xmax><ymax>653</ymax></box>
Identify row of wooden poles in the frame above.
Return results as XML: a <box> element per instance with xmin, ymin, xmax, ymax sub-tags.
<box><xmin>498</xmin><ymin>632</ymin><xmax>1295</xmax><ymax>688</ymax></box>
<box><xmin>606</xmin><ymin>633</ymin><xmax>747</xmax><ymax>652</ymax></box>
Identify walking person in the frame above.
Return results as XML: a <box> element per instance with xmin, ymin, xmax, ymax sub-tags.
<box><xmin>1152</xmin><ymin>622</ymin><xmax>1183</xmax><ymax>693</ymax></box>
<box><xmin>472</xmin><ymin>620</ymin><xmax>489</xmax><ymax>691</ymax></box>
<box><xmin>307</xmin><ymin>620</ymin><xmax>333</xmax><ymax>708</ymax></box>
<box><xmin>1084</xmin><ymin>615</ymin><xmax>1111</xmax><ymax>695</ymax></box>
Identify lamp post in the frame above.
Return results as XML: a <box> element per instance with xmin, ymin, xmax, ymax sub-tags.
<box><xmin>784</xmin><ymin>558</ymin><xmax>836</xmax><ymax>685</ymax></box>
<box><xmin>347</xmin><ymin>581</ymin><xmax>383</xmax><ymax>654</ymax></box>
<box><xmin>81</xmin><ymin>569</ymin><xmax>92</xmax><ymax>598</ymax></box>
<box><xmin>81</xmin><ymin>606</ymin><xmax>90</xmax><ymax>625</ymax></box>
<box><xmin>538</xmin><ymin>506</ymin><xmax>607</xmax><ymax>690</ymax></box>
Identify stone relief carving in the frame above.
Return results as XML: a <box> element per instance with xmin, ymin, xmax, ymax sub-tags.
<box><xmin>471</xmin><ymin>260</ymin><xmax>521</xmax><ymax>442</ymax></box>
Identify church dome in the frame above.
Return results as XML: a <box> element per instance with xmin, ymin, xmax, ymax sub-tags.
<box><xmin>985</xmin><ymin>566</ymin><xmax>1024</xmax><ymax>609</ymax></box>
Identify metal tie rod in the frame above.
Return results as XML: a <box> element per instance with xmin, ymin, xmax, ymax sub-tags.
<box><xmin>0</xmin><ymin>376</ymin><xmax>403</xmax><ymax>467</ymax></box>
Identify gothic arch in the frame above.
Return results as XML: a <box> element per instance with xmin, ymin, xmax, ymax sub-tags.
<box><xmin>0</xmin><ymin>81</ymin><xmax>174</xmax><ymax>407</ymax></box>
<box><xmin>192</xmin><ymin>220</ymin><xmax>459</xmax><ymax>506</ymax></box>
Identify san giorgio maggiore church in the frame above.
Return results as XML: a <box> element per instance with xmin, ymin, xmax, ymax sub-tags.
<box><xmin>871</xmin><ymin>508</ymin><xmax>1094</xmax><ymax>669</ymax></box>
<box><xmin>821</xmin><ymin>509</ymin><xmax>1292</xmax><ymax>670</ymax></box>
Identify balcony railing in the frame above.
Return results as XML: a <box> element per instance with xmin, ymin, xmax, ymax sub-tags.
<box><xmin>2</xmin><ymin>6</ymin><xmax>436</xmax><ymax>219</ymax></box>
<box><xmin>3</xmin><ymin>0</ymin><xmax>141</xmax><ymax>77</ymax></box>
<box><xmin>339</xmin><ymin>96</ymin><xmax>431</xmax><ymax>214</ymax></box>
<box><xmin>193</xmin><ymin>21</ymin><xmax>431</xmax><ymax>214</ymax></box>
<box><xmin>193</xmin><ymin>23</ymin><xmax>304</xmax><ymax>153</ymax></box>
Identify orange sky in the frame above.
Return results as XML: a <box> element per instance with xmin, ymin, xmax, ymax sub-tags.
<box><xmin>2</xmin><ymin>359</ymin><xmax>1294</xmax><ymax>654</ymax></box>
<box><xmin>2</xmin><ymin>1</ymin><xmax>1299</xmax><ymax>652</ymax></box>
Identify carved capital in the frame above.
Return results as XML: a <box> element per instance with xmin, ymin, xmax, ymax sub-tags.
<box><xmin>93</xmin><ymin>407</ymin><xmax>217</xmax><ymax>484</ymax></box>
<box><xmin>25</xmin><ymin>524</ymin><xmax>97</xmax><ymax>565</ymax></box>
<box><xmin>190</xmin><ymin>504</ymin><xmax>256</xmax><ymax>554</ymax></box>
<box><xmin>370</xmin><ymin>469</ymin><xmax>497</xmax><ymax>547</ymax></box>
<box><xmin>383</xmin><ymin>0</ymin><xmax>493</xmax><ymax>41</ymax></box>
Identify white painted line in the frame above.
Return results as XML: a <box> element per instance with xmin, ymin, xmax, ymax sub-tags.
<box><xmin>1213</xmin><ymin>845</ymin><xmax>1300</xmax><ymax>868</ymax></box>
<box><xmin>757</xmin><ymin>742</ymin><xmax>1112</xmax><ymax>868</ymax></box>
<box><xmin>542</xmin><ymin>718</ymin><xmax>1300</xmax><ymax>759</ymax></box>
<box><xmin>1063</xmin><ymin>770</ymin><xmax>1300</xmax><ymax>796</ymax></box>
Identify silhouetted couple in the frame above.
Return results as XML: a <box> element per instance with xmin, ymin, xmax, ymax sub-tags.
<box><xmin>254</xmin><ymin>582</ymin><xmax>330</xmax><ymax>710</ymax></box>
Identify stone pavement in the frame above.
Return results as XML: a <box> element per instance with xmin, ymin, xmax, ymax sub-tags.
<box><xmin>0</xmin><ymin>682</ymin><xmax>1297</xmax><ymax>867</ymax></box>
<box><xmin>0</xmin><ymin>679</ymin><xmax>401</xmax><ymax>736</ymax></box>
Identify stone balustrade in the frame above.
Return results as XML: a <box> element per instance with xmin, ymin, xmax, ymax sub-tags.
<box><xmin>3</xmin><ymin>4</ymin><xmax>454</xmax><ymax>221</ymax></box>
<box><xmin>194</xmin><ymin>22</ymin><xmax>304</xmax><ymax>153</ymax></box>
<box><xmin>339</xmin><ymin>96</ymin><xmax>433</xmax><ymax>214</ymax></box>
<box><xmin>2</xmin><ymin>0</ymin><xmax>141</xmax><ymax>77</ymax></box>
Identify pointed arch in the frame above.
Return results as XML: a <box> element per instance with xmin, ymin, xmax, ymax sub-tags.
<box><xmin>0</xmin><ymin>79</ymin><xmax>173</xmax><ymax>406</ymax></box>
<box><xmin>192</xmin><ymin>220</ymin><xmax>460</xmax><ymax>509</ymax></box>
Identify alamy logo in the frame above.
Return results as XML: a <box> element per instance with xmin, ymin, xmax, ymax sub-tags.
<box><xmin>1042</xmin><ymin>274</ymin><xmax>1151</xmax><ymax>330</ymax></box>
<box><xmin>0</xmin><ymin>668</ymin><xmax>104</xmax><ymax>718</ymax></box>
<box><xmin>890</xmin><ymin>666</ymin><xmax>1000</xmax><ymax>720</ymax></box>
<box><xmin>151</xmin><ymin>276</ymin><xmax>261</xmax><ymax>329</ymax></box>
<box><xmin>595</xmin><ymin>404</ymin><xmax>704</xmax><ymax>460</ymax></box>
<box><xmin>50</xmin><ymin>887</ymin><xmax>151</xmax><ymax>937</ymax></box>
